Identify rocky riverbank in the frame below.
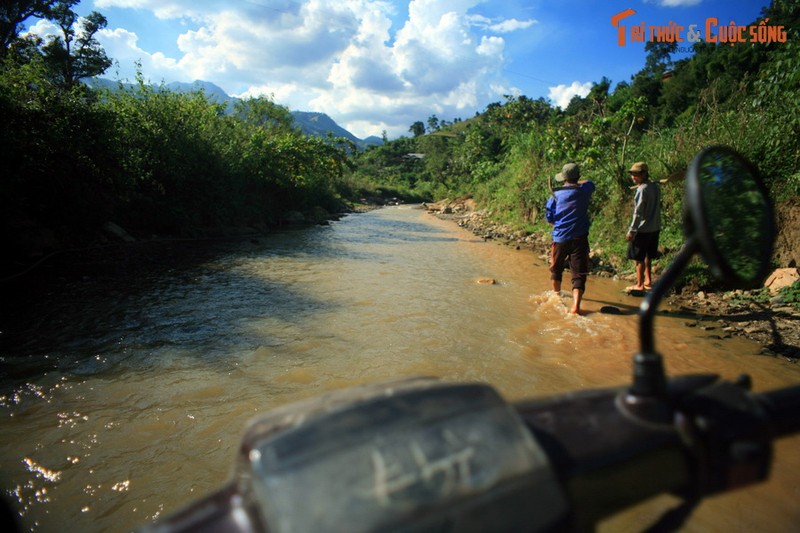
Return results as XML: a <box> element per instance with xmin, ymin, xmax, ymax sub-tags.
<box><xmin>422</xmin><ymin>198</ymin><xmax>800</xmax><ymax>362</ymax></box>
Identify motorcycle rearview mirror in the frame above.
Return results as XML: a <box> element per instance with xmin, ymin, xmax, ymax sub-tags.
<box><xmin>625</xmin><ymin>146</ymin><xmax>775</xmax><ymax>421</ymax></box>
<box><xmin>685</xmin><ymin>146</ymin><xmax>775</xmax><ymax>288</ymax></box>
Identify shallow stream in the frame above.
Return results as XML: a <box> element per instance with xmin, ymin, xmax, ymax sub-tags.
<box><xmin>1</xmin><ymin>205</ymin><xmax>798</xmax><ymax>532</ymax></box>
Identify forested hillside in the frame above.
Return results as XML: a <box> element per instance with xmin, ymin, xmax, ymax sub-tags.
<box><xmin>1</xmin><ymin>0</ymin><xmax>798</xmax><ymax>284</ymax></box>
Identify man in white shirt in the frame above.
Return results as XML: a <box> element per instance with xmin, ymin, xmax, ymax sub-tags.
<box><xmin>625</xmin><ymin>162</ymin><xmax>662</xmax><ymax>291</ymax></box>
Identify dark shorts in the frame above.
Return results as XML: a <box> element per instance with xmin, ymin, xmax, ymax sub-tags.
<box><xmin>627</xmin><ymin>231</ymin><xmax>660</xmax><ymax>262</ymax></box>
<box><xmin>550</xmin><ymin>236</ymin><xmax>589</xmax><ymax>291</ymax></box>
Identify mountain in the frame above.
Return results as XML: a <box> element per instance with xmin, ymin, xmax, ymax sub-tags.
<box><xmin>88</xmin><ymin>78</ymin><xmax>382</xmax><ymax>149</ymax></box>
<box><xmin>165</xmin><ymin>80</ymin><xmax>238</xmax><ymax>108</ymax></box>
<box><xmin>363</xmin><ymin>135</ymin><xmax>384</xmax><ymax>145</ymax></box>
<box><xmin>290</xmin><ymin>111</ymin><xmax>382</xmax><ymax>149</ymax></box>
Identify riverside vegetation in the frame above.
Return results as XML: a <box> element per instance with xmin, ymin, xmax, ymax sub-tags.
<box><xmin>1</xmin><ymin>1</ymin><xmax>798</xmax><ymax>355</ymax></box>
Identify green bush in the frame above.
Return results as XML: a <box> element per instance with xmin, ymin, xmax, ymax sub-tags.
<box><xmin>778</xmin><ymin>281</ymin><xmax>800</xmax><ymax>309</ymax></box>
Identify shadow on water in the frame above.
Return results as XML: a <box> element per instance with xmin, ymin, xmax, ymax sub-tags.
<box><xmin>0</xmin><ymin>207</ymin><xmax>470</xmax><ymax>385</ymax></box>
<box><xmin>0</xmin><ymin>213</ymin><xmax>403</xmax><ymax>383</ymax></box>
<box><xmin>583</xmin><ymin>298</ymin><xmax>640</xmax><ymax>316</ymax></box>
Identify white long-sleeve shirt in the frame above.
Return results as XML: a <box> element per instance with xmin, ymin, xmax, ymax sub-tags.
<box><xmin>628</xmin><ymin>181</ymin><xmax>661</xmax><ymax>234</ymax></box>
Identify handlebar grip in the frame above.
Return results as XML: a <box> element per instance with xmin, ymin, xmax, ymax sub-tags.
<box><xmin>757</xmin><ymin>385</ymin><xmax>800</xmax><ymax>438</ymax></box>
<box><xmin>514</xmin><ymin>386</ymin><xmax>692</xmax><ymax>529</ymax></box>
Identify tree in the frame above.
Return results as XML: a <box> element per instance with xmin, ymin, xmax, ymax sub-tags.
<box><xmin>409</xmin><ymin>121</ymin><xmax>425</xmax><ymax>137</ymax></box>
<box><xmin>0</xmin><ymin>0</ymin><xmax>62</xmax><ymax>55</ymax></box>
<box><xmin>41</xmin><ymin>2</ymin><xmax>111</xmax><ymax>89</ymax></box>
<box><xmin>762</xmin><ymin>0</ymin><xmax>800</xmax><ymax>30</ymax></box>
<box><xmin>233</xmin><ymin>96</ymin><xmax>297</xmax><ymax>134</ymax></box>
<box><xmin>643</xmin><ymin>41</ymin><xmax>676</xmax><ymax>78</ymax></box>
<box><xmin>628</xmin><ymin>41</ymin><xmax>677</xmax><ymax>109</ymax></box>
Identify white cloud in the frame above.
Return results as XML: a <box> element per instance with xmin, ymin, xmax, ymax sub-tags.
<box><xmin>86</xmin><ymin>0</ymin><xmax>539</xmax><ymax>139</ymax></box>
<box><xmin>488</xmin><ymin>18</ymin><xmax>537</xmax><ymax>33</ymax></box>
<box><xmin>23</xmin><ymin>19</ymin><xmax>60</xmax><ymax>40</ymax></box>
<box><xmin>476</xmin><ymin>35</ymin><xmax>504</xmax><ymax>57</ymax></box>
<box><xmin>100</xmin><ymin>27</ymin><xmax>181</xmax><ymax>82</ymax></box>
<box><xmin>466</xmin><ymin>13</ymin><xmax>537</xmax><ymax>33</ymax></box>
<box><xmin>548</xmin><ymin>81</ymin><xmax>592</xmax><ymax>109</ymax></box>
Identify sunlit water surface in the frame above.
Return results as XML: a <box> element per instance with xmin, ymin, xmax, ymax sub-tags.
<box><xmin>1</xmin><ymin>206</ymin><xmax>798</xmax><ymax>532</ymax></box>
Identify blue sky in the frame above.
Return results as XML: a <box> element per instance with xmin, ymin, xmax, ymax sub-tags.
<box><xmin>26</xmin><ymin>0</ymin><xmax>770</xmax><ymax>139</ymax></box>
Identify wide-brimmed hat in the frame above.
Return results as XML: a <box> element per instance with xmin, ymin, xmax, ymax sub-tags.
<box><xmin>628</xmin><ymin>162</ymin><xmax>648</xmax><ymax>174</ymax></box>
<box><xmin>555</xmin><ymin>163</ymin><xmax>580</xmax><ymax>182</ymax></box>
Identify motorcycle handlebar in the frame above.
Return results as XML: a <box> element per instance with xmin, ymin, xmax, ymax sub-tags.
<box><xmin>755</xmin><ymin>386</ymin><xmax>800</xmax><ymax>438</ymax></box>
<box><xmin>514</xmin><ymin>375</ymin><xmax>800</xmax><ymax>530</ymax></box>
<box><xmin>144</xmin><ymin>376</ymin><xmax>800</xmax><ymax>533</ymax></box>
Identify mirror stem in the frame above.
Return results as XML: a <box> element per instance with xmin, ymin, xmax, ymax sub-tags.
<box><xmin>626</xmin><ymin>237</ymin><xmax>699</xmax><ymax>421</ymax></box>
<box><xmin>639</xmin><ymin>237</ymin><xmax>699</xmax><ymax>355</ymax></box>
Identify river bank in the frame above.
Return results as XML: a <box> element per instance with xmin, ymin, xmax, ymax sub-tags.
<box><xmin>422</xmin><ymin>199</ymin><xmax>800</xmax><ymax>362</ymax></box>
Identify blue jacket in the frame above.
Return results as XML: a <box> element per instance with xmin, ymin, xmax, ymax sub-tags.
<box><xmin>545</xmin><ymin>181</ymin><xmax>595</xmax><ymax>243</ymax></box>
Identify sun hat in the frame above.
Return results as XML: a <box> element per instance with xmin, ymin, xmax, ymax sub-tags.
<box><xmin>555</xmin><ymin>163</ymin><xmax>580</xmax><ymax>183</ymax></box>
<box><xmin>628</xmin><ymin>162</ymin><xmax>648</xmax><ymax>174</ymax></box>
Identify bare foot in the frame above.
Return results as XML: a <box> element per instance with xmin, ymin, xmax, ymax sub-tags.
<box><xmin>568</xmin><ymin>307</ymin><xmax>584</xmax><ymax>315</ymax></box>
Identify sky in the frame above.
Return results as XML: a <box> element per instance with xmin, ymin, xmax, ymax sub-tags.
<box><xmin>25</xmin><ymin>0</ymin><xmax>770</xmax><ymax>139</ymax></box>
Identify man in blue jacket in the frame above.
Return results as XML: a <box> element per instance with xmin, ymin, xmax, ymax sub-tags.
<box><xmin>545</xmin><ymin>163</ymin><xmax>596</xmax><ymax>315</ymax></box>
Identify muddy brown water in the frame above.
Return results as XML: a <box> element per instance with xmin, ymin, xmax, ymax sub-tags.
<box><xmin>1</xmin><ymin>205</ymin><xmax>798</xmax><ymax>532</ymax></box>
